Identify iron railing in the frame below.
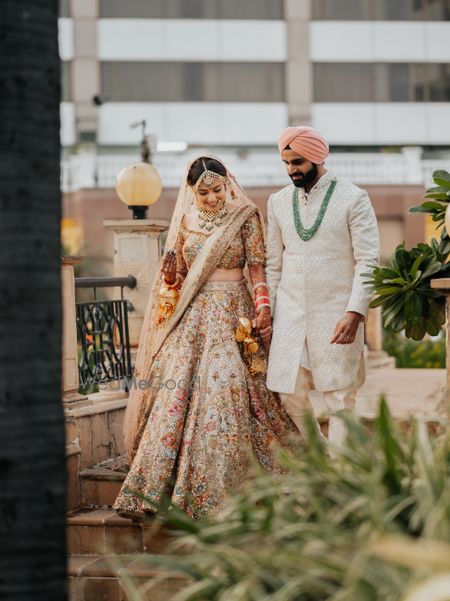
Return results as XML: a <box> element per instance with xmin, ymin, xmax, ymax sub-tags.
<box><xmin>75</xmin><ymin>276</ymin><xmax>136</xmax><ymax>392</ymax></box>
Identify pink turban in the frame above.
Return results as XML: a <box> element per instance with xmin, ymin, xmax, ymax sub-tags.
<box><xmin>278</xmin><ymin>126</ymin><xmax>329</xmax><ymax>164</ymax></box>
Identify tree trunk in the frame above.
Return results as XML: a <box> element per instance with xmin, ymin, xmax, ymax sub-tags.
<box><xmin>0</xmin><ymin>2</ymin><xmax>66</xmax><ymax>600</ymax></box>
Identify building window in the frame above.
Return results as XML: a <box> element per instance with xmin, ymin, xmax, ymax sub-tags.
<box><xmin>314</xmin><ymin>63</ymin><xmax>450</xmax><ymax>102</ymax></box>
<box><xmin>314</xmin><ymin>64</ymin><xmax>374</xmax><ymax>101</ymax></box>
<box><xmin>312</xmin><ymin>0</ymin><xmax>450</xmax><ymax>20</ymax></box>
<box><xmin>99</xmin><ymin>0</ymin><xmax>284</xmax><ymax>19</ymax></box>
<box><xmin>428</xmin><ymin>64</ymin><xmax>450</xmax><ymax>101</ymax></box>
<box><xmin>312</xmin><ymin>0</ymin><xmax>372</xmax><ymax>20</ymax></box>
<box><xmin>61</xmin><ymin>61</ymin><xmax>72</xmax><ymax>101</ymax></box>
<box><xmin>59</xmin><ymin>0</ymin><xmax>70</xmax><ymax>17</ymax></box>
<box><xmin>101</xmin><ymin>62</ymin><xmax>285</xmax><ymax>102</ymax></box>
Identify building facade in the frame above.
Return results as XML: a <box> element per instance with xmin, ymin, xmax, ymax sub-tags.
<box><xmin>59</xmin><ymin>0</ymin><xmax>450</xmax><ymax>268</ymax></box>
<box><xmin>60</xmin><ymin>0</ymin><xmax>450</xmax><ymax>149</ymax></box>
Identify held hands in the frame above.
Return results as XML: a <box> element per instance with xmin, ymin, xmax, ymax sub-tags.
<box><xmin>253</xmin><ymin>307</ymin><xmax>272</xmax><ymax>346</ymax></box>
<box><xmin>162</xmin><ymin>250</ymin><xmax>177</xmax><ymax>285</ymax></box>
<box><xmin>330</xmin><ymin>311</ymin><xmax>363</xmax><ymax>345</ymax></box>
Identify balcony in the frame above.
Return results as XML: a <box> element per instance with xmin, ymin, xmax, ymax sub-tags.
<box><xmin>61</xmin><ymin>147</ymin><xmax>449</xmax><ymax>193</ymax></box>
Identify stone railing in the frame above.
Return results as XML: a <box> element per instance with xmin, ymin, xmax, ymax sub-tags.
<box><xmin>61</xmin><ymin>147</ymin><xmax>448</xmax><ymax>192</ymax></box>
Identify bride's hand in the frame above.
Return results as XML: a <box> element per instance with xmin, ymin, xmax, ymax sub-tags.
<box><xmin>253</xmin><ymin>308</ymin><xmax>272</xmax><ymax>346</ymax></box>
<box><xmin>162</xmin><ymin>250</ymin><xmax>177</xmax><ymax>284</ymax></box>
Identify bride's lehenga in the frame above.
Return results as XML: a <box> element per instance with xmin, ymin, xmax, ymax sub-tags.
<box><xmin>114</xmin><ymin>196</ymin><xmax>300</xmax><ymax>520</ymax></box>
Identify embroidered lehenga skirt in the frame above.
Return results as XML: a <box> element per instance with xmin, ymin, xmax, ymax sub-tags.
<box><xmin>113</xmin><ymin>279</ymin><xmax>299</xmax><ymax>519</ymax></box>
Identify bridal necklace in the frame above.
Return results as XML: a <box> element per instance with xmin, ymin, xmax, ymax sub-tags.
<box><xmin>197</xmin><ymin>203</ymin><xmax>229</xmax><ymax>232</ymax></box>
<box><xmin>292</xmin><ymin>179</ymin><xmax>336</xmax><ymax>241</ymax></box>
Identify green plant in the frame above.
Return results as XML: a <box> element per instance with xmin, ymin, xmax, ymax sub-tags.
<box><xmin>364</xmin><ymin>170</ymin><xmax>450</xmax><ymax>340</ymax></box>
<box><xmin>118</xmin><ymin>401</ymin><xmax>450</xmax><ymax>601</ymax></box>
<box><xmin>383</xmin><ymin>329</ymin><xmax>445</xmax><ymax>368</ymax></box>
<box><xmin>364</xmin><ymin>169</ymin><xmax>450</xmax><ymax>341</ymax></box>
<box><xmin>409</xmin><ymin>169</ymin><xmax>450</xmax><ymax>252</ymax></box>
<box><xmin>365</xmin><ymin>241</ymin><xmax>450</xmax><ymax>340</ymax></box>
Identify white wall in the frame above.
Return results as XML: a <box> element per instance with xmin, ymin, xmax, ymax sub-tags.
<box><xmin>97</xmin><ymin>102</ymin><xmax>288</xmax><ymax>145</ymax></box>
<box><xmin>97</xmin><ymin>19</ymin><xmax>286</xmax><ymax>61</ymax></box>
<box><xmin>58</xmin><ymin>18</ymin><xmax>74</xmax><ymax>61</ymax></box>
<box><xmin>60</xmin><ymin>102</ymin><xmax>76</xmax><ymax>147</ymax></box>
<box><xmin>310</xmin><ymin>21</ymin><xmax>450</xmax><ymax>62</ymax></box>
<box><xmin>312</xmin><ymin>103</ymin><xmax>450</xmax><ymax>145</ymax></box>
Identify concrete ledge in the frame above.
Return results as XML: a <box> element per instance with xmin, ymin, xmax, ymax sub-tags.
<box><xmin>66</xmin><ymin>397</ymin><xmax>128</xmax><ymax>419</ymax></box>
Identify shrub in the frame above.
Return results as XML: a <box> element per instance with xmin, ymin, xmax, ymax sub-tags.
<box><xmin>120</xmin><ymin>401</ymin><xmax>450</xmax><ymax>601</ymax></box>
<box><xmin>383</xmin><ymin>329</ymin><xmax>445</xmax><ymax>369</ymax></box>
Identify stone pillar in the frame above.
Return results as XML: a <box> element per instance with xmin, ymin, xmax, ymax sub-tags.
<box><xmin>365</xmin><ymin>306</ymin><xmax>396</xmax><ymax>368</ymax></box>
<box><xmin>284</xmin><ymin>0</ymin><xmax>312</xmax><ymax>125</ymax></box>
<box><xmin>62</xmin><ymin>256</ymin><xmax>87</xmax><ymax>403</ymax></box>
<box><xmin>402</xmin><ymin>146</ymin><xmax>423</xmax><ymax>185</ymax></box>
<box><xmin>70</xmin><ymin>0</ymin><xmax>99</xmax><ymax>140</ymax></box>
<box><xmin>102</xmin><ymin>219</ymin><xmax>170</xmax><ymax>357</ymax></box>
<box><xmin>366</xmin><ymin>307</ymin><xmax>383</xmax><ymax>352</ymax></box>
<box><xmin>431</xmin><ymin>278</ymin><xmax>450</xmax><ymax>418</ymax></box>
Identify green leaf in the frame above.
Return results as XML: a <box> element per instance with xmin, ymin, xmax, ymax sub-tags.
<box><xmin>423</xmin><ymin>193</ymin><xmax>450</xmax><ymax>201</ymax></box>
<box><xmin>406</xmin><ymin>320</ymin><xmax>427</xmax><ymax>340</ymax></box>
<box><xmin>370</xmin><ymin>296</ymin><xmax>390</xmax><ymax>309</ymax></box>
<box><xmin>433</xmin><ymin>169</ymin><xmax>450</xmax><ymax>188</ymax></box>
<box><xmin>383</xmin><ymin>302</ymin><xmax>404</xmax><ymax>328</ymax></box>
<box><xmin>420</xmin><ymin>201</ymin><xmax>448</xmax><ymax>210</ymax></box>
<box><xmin>395</xmin><ymin>248</ymin><xmax>412</xmax><ymax>272</ymax></box>
<box><xmin>376</xmin><ymin>398</ymin><xmax>402</xmax><ymax>495</ymax></box>
<box><xmin>405</xmin><ymin>292</ymin><xmax>422</xmax><ymax>325</ymax></box>
<box><xmin>389</xmin><ymin>311</ymin><xmax>406</xmax><ymax>332</ymax></box>
<box><xmin>425</xmin><ymin>316</ymin><xmax>442</xmax><ymax>337</ymax></box>
<box><xmin>425</xmin><ymin>185</ymin><xmax>449</xmax><ymax>195</ymax></box>
<box><xmin>421</xmin><ymin>261</ymin><xmax>444</xmax><ymax>279</ymax></box>
<box><xmin>410</xmin><ymin>254</ymin><xmax>424</xmax><ymax>279</ymax></box>
<box><xmin>375</xmin><ymin>287</ymin><xmax>403</xmax><ymax>296</ymax></box>
<box><xmin>409</xmin><ymin>206</ymin><xmax>442</xmax><ymax>215</ymax></box>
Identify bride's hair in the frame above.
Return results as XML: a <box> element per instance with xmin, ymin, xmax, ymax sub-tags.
<box><xmin>187</xmin><ymin>157</ymin><xmax>227</xmax><ymax>187</ymax></box>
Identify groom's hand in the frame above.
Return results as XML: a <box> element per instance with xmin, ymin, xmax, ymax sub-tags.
<box><xmin>330</xmin><ymin>312</ymin><xmax>363</xmax><ymax>345</ymax></box>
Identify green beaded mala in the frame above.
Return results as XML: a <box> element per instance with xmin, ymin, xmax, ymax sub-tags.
<box><xmin>292</xmin><ymin>179</ymin><xmax>337</xmax><ymax>241</ymax></box>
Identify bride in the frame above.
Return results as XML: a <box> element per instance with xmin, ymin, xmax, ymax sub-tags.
<box><xmin>113</xmin><ymin>156</ymin><xmax>300</xmax><ymax>520</ymax></box>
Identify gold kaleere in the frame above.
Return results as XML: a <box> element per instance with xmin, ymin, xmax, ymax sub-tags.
<box><xmin>155</xmin><ymin>283</ymin><xmax>179</xmax><ymax>328</ymax></box>
<box><xmin>234</xmin><ymin>317</ymin><xmax>267</xmax><ymax>376</ymax></box>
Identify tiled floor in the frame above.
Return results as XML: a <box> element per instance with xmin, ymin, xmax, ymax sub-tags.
<box><xmin>308</xmin><ymin>367</ymin><xmax>446</xmax><ymax>419</ymax></box>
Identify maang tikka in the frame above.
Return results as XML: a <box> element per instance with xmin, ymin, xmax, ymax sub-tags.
<box><xmin>193</xmin><ymin>159</ymin><xmax>228</xmax><ymax>190</ymax></box>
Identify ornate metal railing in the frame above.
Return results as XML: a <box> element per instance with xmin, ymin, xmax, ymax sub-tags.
<box><xmin>75</xmin><ymin>276</ymin><xmax>136</xmax><ymax>393</ymax></box>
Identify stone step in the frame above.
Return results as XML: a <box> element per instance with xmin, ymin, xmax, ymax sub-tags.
<box><xmin>68</xmin><ymin>554</ymin><xmax>185</xmax><ymax>601</ymax></box>
<box><xmin>67</xmin><ymin>509</ymin><xmax>173</xmax><ymax>556</ymax></box>
<box><xmin>80</xmin><ymin>467</ymin><xmax>125</xmax><ymax>508</ymax></box>
<box><xmin>67</xmin><ymin>442</ymin><xmax>81</xmax><ymax>512</ymax></box>
<box><xmin>65</xmin><ymin>397</ymin><xmax>127</xmax><ymax>471</ymax></box>
<box><xmin>367</xmin><ymin>350</ymin><xmax>396</xmax><ymax>369</ymax></box>
<box><xmin>79</xmin><ymin>456</ymin><xmax>128</xmax><ymax>508</ymax></box>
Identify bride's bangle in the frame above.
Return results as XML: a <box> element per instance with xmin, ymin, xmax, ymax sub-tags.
<box><xmin>256</xmin><ymin>303</ymin><xmax>271</xmax><ymax>315</ymax></box>
<box><xmin>253</xmin><ymin>281</ymin><xmax>269</xmax><ymax>294</ymax></box>
<box><xmin>164</xmin><ymin>273</ymin><xmax>182</xmax><ymax>289</ymax></box>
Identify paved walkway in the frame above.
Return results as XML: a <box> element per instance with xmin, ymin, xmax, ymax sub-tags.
<box><xmin>310</xmin><ymin>368</ymin><xmax>446</xmax><ymax>420</ymax></box>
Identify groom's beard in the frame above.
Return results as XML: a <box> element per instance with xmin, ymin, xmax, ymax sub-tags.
<box><xmin>290</xmin><ymin>164</ymin><xmax>318</xmax><ymax>188</ymax></box>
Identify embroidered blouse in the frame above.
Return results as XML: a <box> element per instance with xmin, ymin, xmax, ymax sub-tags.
<box><xmin>175</xmin><ymin>212</ymin><xmax>266</xmax><ymax>279</ymax></box>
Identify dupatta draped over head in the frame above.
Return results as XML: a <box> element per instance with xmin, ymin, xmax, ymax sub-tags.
<box><xmin>123</xmin><ymin>156</ymin><xmax>265</xmax><ymax>459</ymax></box>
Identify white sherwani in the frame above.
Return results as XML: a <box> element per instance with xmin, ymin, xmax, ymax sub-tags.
<box><xmin>266</xmin><ymin>170</ymin><xmax>379</xmax><ymax>394</ymax></box>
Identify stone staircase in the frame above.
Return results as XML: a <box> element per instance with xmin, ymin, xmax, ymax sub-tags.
<box><xmin>65</xmin><ymin>397</ymin><xmax>183</xmax><ymax>601</ymax></box>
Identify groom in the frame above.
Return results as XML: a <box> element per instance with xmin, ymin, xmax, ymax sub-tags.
<box><xmin>262</xmin><ymin>126</ymin><xmax>379</xmax><ymax>445</ymax></box>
